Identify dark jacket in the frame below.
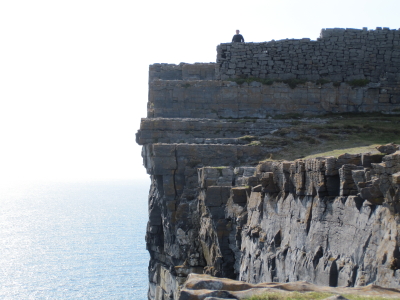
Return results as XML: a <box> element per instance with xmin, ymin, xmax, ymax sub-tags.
<box><xmin>232</xmin><ymin>34</ymin><xmax>244</xmax><ymax>43</ymax></box>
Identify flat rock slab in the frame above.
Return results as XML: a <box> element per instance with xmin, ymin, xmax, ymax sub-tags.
<box><xmin>323</xmin><ymin>296</ymin><xmax>349</xmax><ymax>300</ymax></box>
<box><xmin>204</xmin><ymin>298</ymin><xmax>235</xmax><ymax>300</ymax></box>
<box><xmin>180</xmin><ymin>274</ymin><xmax>400</xmax><ymax>300</ymax></box>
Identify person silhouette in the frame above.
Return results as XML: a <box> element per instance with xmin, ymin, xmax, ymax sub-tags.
<box><xmin>232</xmin><ymin>30</ymin><xmax>244</xmax><ymax>43</ymax></box>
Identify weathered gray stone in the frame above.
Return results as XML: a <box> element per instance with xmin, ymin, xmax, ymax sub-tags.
<box><xmin>147</xmin><ymin>78</ymin><xmax>400</xmax><ymax>119</ymax></box>
<box><xmin>139</xmin><ymin>29</ymin><xmax>400</xmax><ymax>299</ymax></box>
<box><xmin>376</xmin><ymin>143</ymin><xmax>400</xmax><ymax>154</ymax></box>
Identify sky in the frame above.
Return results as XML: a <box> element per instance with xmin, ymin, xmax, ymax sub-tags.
<box><xmin>0</xmin><ymin>0</ymin><xmax>399</xmax><ymax>183</ymax></box>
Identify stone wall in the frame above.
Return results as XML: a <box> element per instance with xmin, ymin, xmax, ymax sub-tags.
<box><xmin>148</xmin><ymin>79</ymin><xmax>400</xmax><ymax>118</ymax></box>
<box><xmin>149</xmin><ymin>63</ymin><xmax>216</xmax><ymax>82</ymax></box>
<box><xmin>216</xmin><ymin>27</ymin><xmax>400</xmax><ymax>84</ymax></box>
<box><xmin>147</xmin><ymin>28</ymin><xmax>400</xmax><ymax>119</ymax></box>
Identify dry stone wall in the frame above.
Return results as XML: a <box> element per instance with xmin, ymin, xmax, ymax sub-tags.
<box><xmin>148</xmin><ymin>79</ymin><xmax>400</xmax><ymax>118</ymax></box>
<box><xmin>147</xmin><ymin>28</ymin><xmax>400</xmax><ymax>119</ymax></box>
<box><xmin>216</xmin><ymin>27</ymin><xmax>400</xmax><ymax>84</ymax></box>
<box><xmin>149</xmin><ymin>63</ymin><xmax>216</xmax><ymax>82</ymax></box>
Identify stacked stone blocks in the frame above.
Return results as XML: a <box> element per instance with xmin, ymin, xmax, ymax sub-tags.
<box><xmin>148</xmin><ymin>28</ymin><xmax>400</xmax><ymax>118</ymax></box>
<box><xmin>217</xmin><ymin>27</ymin><xmax>400</xmax><ymax>85</ymax></box>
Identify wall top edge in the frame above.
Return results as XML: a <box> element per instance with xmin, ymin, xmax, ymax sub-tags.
<box><xmin>216</xmin><ymin>27</ymin><xmax>400</xmax><ymax>47</ymax></box>
<box><xmin>150</xmin><ymin>62</ymin><xmax>216</xmax><ymax>67</ymax></box>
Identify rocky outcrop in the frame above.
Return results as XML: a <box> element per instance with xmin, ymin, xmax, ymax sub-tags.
<box><xmin>137</xmin><ymin>29</ymin><xmax>400</xmax><ymax>300</ymax></box>
<box><xmin>198</xmin><ymin>150</ymin><xmax>400</xmax><ymax>288</ymax></box>
<box><xmin>139</xmin><ymin>131</ymin><xmax>400</xmax><ymax>299</ymax></box>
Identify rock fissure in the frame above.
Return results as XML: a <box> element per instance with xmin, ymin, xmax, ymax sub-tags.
<box><xmin>172</xmin><ymin>147</ymin><xmax>178</xmax><ymax>200</ymax></box>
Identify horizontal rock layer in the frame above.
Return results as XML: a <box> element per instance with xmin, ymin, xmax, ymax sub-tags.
<box><xmin>147</xmin><ymin>80</ymin><xmax>400</xmax><ymax>118</ymax></box>
<box><xmin>136</xmin><ymin>117</ymin><xmax>326</xmax><ymax>145</ymax></box>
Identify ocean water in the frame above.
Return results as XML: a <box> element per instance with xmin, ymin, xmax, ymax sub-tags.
<box><xmin>0</xmin><ymin>179</ymin><xmax>150</xmax><ymax>300</ymax></box>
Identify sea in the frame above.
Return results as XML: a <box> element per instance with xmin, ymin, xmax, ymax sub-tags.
<box><xmin>0</xmin><ymin>179</ymin><xmax>150</xmax><ymax>300</ymax></box>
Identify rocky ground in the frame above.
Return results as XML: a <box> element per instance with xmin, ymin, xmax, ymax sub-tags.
<box><xmin>180</xmin><ymin>274</ymin><xmax>400</xmax><ymax>299</ymax></box>
<box><xmin>137</xmin><ymin>113</ymin><xmax>400</xmax><ymax>161</ymax></box>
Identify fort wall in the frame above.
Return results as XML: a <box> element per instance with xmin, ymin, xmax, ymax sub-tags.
<box><xmin>148</xmin><ymin>28</ymin><xmax>400</xmax><ymax>118</ymax></box>
<box><xmin>216</xmin><ymin>27</ymin><xmax>400</xmax><ymax>84</ymax></box>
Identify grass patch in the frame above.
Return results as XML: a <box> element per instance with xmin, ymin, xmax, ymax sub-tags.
<box><xmin>226</xmin><ymin>77</ymin><xmax>308</xmax><ymax>88</ymax></box>
<box><xmin>272</xmin><ymin>113</ymin><xmax>303</xmax><ymax>119</ymax></box>
<box><xmin>245</xmin><ymin>291</ymin><xmax>398</xmax><ymax>300</ymax></box>
<box><xmin>315</xmin><ymin>78</ymin><xmax>330</xmax><ymax>85</ymax></box>
<box><xmin>300</xmin><ymin>135</ymin><xmax>319</xmax><ymax>145</ymax></box>
<box><xmin>280</xmin><ymin>78</ymin><xmax>307</xmax><ymax>89</ymax></box>
<box><xmin>249</xmin><ymin>141</ymin><xmax>262</xmax><ymax>146</ymax></box>
<box><xmin>345</xmin><ymin>295</ymin><xmax>400</xmax><ymax>300</ymax></box>
<box><xmin>259</xmin><ymin>113</ymin><xmax>400</xmax><ymax>161</ymax></box>
<box><xmin>228</xmin><ymin>77</ymin><xmax>274</xmax><ymax>86</ymax></box>
<box><xmin>245</xmin><ymin>291</ymin><xmax>333</xmax><ymax>300</ymax></box>
<box><xmin>181</xmin><ymin>83</ymin><xmax>191</xmax><ymax>88</ymax></box>
<box><xmin>227</xmin><ymin>77</ymin><xmax>373</xmax><ymax>89</ymax></box>
<box><xmin>227</xmin><ymin>77</ymin><xmax>348</xmax><ymax>89</ymax></box>
<box><xmin>290</xmin><ymin>120</ymin><xmax>301</xmax><ymax>125</ymax></box>
<box><xmin>302</xmin><ymin>145</ymin><xmax>383</xmax><ymax>159</ymax></box>
<box><xmin>347</xmin><ymin>79</ymin><xmax>370</xmax><ymax>87</ymax></box>
<box><xmin>224</xmin><ymin>118</ymin><xmax>258</xmax><ymax>123</ymax></box>
<box><xmin>227</xmin><ymin>77</ymin><xmax>376</xmax><ymax>89</ymax></box>
<box><xmin>317</xmin><ymin>133</ymin><xmax>335</xmax><ymax>140</ymax></box>
<box><xmin>210</xmin><ymin>166</ymin><xmax>229</xmax><ymax>175</ymax></box>
<box><xmin>239</xmin><ymin>135</ymin><xmax>257</xmax><ymax>142</ymax></box>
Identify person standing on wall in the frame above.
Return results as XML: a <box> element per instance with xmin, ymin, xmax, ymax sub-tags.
<box><xmin>232</xmin><ymin>30</ymin><xmax>244</xmax><ymax>42</ymax></box>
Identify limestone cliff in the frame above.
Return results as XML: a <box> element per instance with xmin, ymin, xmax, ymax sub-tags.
<box><xmin>137</xmin><ymin>28</ymin><xmax>400</xmax><ymax>300</ymax></box>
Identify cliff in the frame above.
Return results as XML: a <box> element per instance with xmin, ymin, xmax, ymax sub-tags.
<box><xmin>137</xmin><ymin>28</ymin><xmax>400</xmax><ymax>300</ymax></box>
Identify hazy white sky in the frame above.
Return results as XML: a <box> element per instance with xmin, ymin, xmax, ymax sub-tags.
<box><xmin>0</xmin><ymin>0</ymin><xmax>399</xmax><ymax>182</ymax></box>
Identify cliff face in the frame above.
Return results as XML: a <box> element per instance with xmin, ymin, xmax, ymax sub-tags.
<box><xmin>199</xmin><ymin>153</ymin><xmax>400</xmax><ymax>287</ymax></box>
<box><xmin>140</xmin><ymin>139</ymin><xmax>400</xmax><ymax>299</ymax></box>
<box><xmin>137</xmin><ymin>28</ymin><xmax>400</xmax><ymax>300</ymax></box>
